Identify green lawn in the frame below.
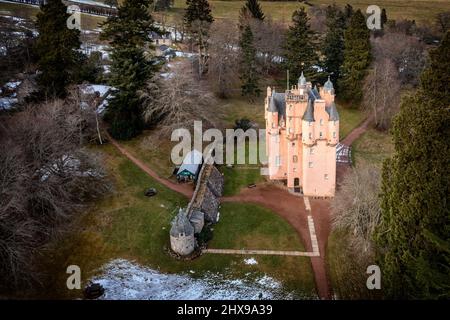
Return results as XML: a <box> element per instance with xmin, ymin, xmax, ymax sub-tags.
<box><xmin>352</xmin><ymin>128</ymin><xmax>394</xmax><ymax>167</ymax></box>
<box><xmin>162</xmin><ymin>0</ymin><xmax>450</xmax><ymax>26</ymax></box>
<box><xmin>37</xmin><ymin>143</ymin><xmax>315</xmax><ymax>299</ymax></box>
<box><xmin>0</xmin><ymin>2</ymin><xmax>106</xmax><ymax>30</ymax></box>
<box><xmin>337</xmin><ymin>104</ymin><xmax>365</xmax><ymax>140</ymax></box>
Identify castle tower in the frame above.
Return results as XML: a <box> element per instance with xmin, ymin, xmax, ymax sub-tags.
<box><xmin>264</xmin><ymin>72</ymin><xmax>339</xmax><ymax>197</ymax></box>
<box><xmin>170</xmin><ymin>209</ymin><xmax>195</xmax><ymax>256</ymax></box>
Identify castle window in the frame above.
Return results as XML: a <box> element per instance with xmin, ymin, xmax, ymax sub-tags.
<box><xmin>293</xmin><ymin>155</ymin><xmax>298</xmax><ymax>163</ymax></box>
<box><xmin>333</xmin><ymin>132</ymin><xmax>336</xmax><ymax>138</ymax></box>
<box><xmin>309</xmin><ymin>132</ymin><xmax>312</xmax><ymax>139</ymax></box>
<box><xmin>275</xmin><ymin>156</ymin><xmax>281</xmax><ymax>167</ymax></box>
<box><xmin>272</xmin><ymin>122</ymin><xmax>276</xmax><ymax>129</ymax></box>
<box><xmin>309</xmin><ymin>122</ymin><xmax>313</xmax><ymax>126</ymax></box>
<box><xmin>309</xmin><ymin>162</ymin><xmax>313</xmax><ymax>168</ymax></box>
<box><xmin>310</xmin><ymin>148</ymin><xmax>314</xmax><ymax>155</ymax></box>
<box><xmin>320</xmin><ymin>132</ymin><xmax>323</xmax><ymax>138</ymax></box>
<box><xmin>289</xmin><ymin>127</ymin><xmax>294</xmax><ymax>133</ymax></box>
<box><xmin>324</xmin><ymin>174</ymin><xmax>329</xmax><ymax>180</ymax></box>
<box><xmin>320</xmin><ymin>119</ymin><xmax>323</xmax><ymax>126</ymax></box>
<box><xmin>293</xmin><ymin>167</ymin><xmax>297</xmax><ymax>172</ymax></box>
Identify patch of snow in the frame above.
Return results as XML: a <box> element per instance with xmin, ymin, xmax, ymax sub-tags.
<box><xmin>5</xmin><ymin>81</ymin><xmax>21</xmax><ymax>90</ymax></box>
<box><xmin>0</xmin><ymin>97</ymin><xmax>18</xmax><ymax>110</ymax></box>
<box><xmin>244</xmin><ymin>258</ymin><xmax>258</xmax><ymax>265</ymax></box>
<box><xmin>82</xmin><ymin>84</ymin><xmax>112</xmax><ymax>97</ymax></box>
<box><xmin>175</xmin><ymin>51</ymin><xmax>196</xmax><ymax>58</ymax></box>
<box><xmin>91</xmin><ymin>259</ymin><xmax>296</xmax><ymax>300</ymax></box>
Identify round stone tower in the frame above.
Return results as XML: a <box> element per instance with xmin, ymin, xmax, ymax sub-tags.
<box><xmin>170</xmin><ymin>209</ymin><xmax>195</xmax><ymax>256</ymax></box>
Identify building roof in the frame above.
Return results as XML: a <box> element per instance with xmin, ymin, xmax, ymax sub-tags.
<box><xmin>298</xmin><ymin>72</ymin><xmax>306</xmax><ymax>86</ymax></box>
<box><xmin>302</xmin><ymin>99</ymin><xmax>315</xmax><ymax>122</ymax></box>
<box><xmin>170</xmin><ymin>209</ymin><xmax>194</xmax><ymax>236</ymax></box>
<box><xmin>177</xmin><ymin>150</ymin><xmax>203</xmax><ymax>176</ymax></box>
<box><xmin>326</xmin><ymin>101</ymin><xmax>339</xmax><ymax>121</ymax></box>
<box><xmin>268</xmin><ymin>91</ymin><xmax>286</xmax><ymax>116</ymax></box>
<box><xmin>324</xmin><ymin>76</ymin><xmax>334</xmax><ymax>91</ymax></box>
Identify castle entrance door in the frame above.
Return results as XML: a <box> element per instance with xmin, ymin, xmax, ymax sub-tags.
<box><xmin>294</xmin><ymin>178</ymin><xmax>301</xmax><ymax>193</ymax></box>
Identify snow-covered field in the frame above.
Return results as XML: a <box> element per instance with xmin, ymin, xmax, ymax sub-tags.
<box><xmin>91</xmin><ymin>259</ymin><xmax>299</xmax><ymax>300</ymax></box>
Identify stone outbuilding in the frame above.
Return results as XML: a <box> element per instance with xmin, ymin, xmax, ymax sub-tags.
<box><xmin>189</xmin><ymin>209</ymin><xmax>205</xmax><ymax>234</ymax></box>
<box><xmin>170</xmin><ymin>209</ymin><xmax>195</xmax><ymax>256</ymax></box>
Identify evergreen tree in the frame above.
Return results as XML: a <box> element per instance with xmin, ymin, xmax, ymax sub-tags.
<box><xmin>184</xmin><ymin>0</ymin><xmax>213</xmax><ymax>28</ymax></box>
<box><xmin>338</xmin><ymin>9</ymin><xmax>370</xmax><ymax>104</ymax></box>
<box><xmin>283</xmin><ymin>7</ymin><xmax>318</xmax><ymax>82</ymax></box>
<box><xmin>344</xmin><ymin>3</ymin><xmax>354</xmax><ymax>24</ymax></box>
<box><xmin>322</xmin><ymin>4</ymin><xmax>345</xmax><ymax>89</ymax></box>
<box><xmin>184</xmin><ymin>0</ymin><xmax>214</xmax><ymax>76</ymax></box>
<box><xmin>376</xmin><ymin>32</ymin><xmax>450</xmax><ymax>299</ymax></box>
<box><xmin>239</xmin><ymin>25</ymin><xmax>260</xmax><ymax>98</ymax></box>
<box><xmin>101</xmin><ymin>0</ymin><xmax>158</xmax><ymax>140</ymax></box>
<box><xmin>240</xmin><ymin>0</ymin><xmax>265</xmax><ymax>21</ymax></box>
<box><xmin>34</xmin><ymin>0</ymin><xmax>80</xmax><ymax>99</ymax></box>
<box><xmin>381</xmin><ymin>8</ymin><xmax>387</xmax><ymax>28</ymax></box>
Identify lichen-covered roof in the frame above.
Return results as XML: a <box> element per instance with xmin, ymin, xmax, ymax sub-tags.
<box><xmin>170</xmin><ymin>209</ymin><xmax>194</xmax><ymax>236</ymax></box>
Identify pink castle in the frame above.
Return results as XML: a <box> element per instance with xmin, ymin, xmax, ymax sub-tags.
<box><xmin>264</xmin><ymin>73</ymin><xmax>339</xmax><ymax>197</ymax></box>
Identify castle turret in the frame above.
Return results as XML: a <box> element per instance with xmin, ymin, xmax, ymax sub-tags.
<box><xmin>327</xmin><ymin>101</ymin><xmax>339</xmax><ymax>146</ymax></box>
<box><xmin>170</xmin><ymin>209</ymin><xmax>195</xmax><ymax>256</ymax></box>
<box><xmin>267</xmin><ymin>90</ymin><xmax>279</xmax><ymax>133</ymax></box>
<box><xmin>302</xmin><ymin>99</ymin><xmax>315</xmax><ymax>145</ymax></box>
<box><xmin>324</xmin><ymin>76</ymin><xmax>334</xmax><ymax>94</ymax></box>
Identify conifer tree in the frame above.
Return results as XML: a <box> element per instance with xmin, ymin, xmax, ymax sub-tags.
<box><xmin>338</xmin><ymin>9</ymin><xmax>370</xmax><ymax>104</ymax></box>
<box><xmin>34</xmin><ymin>0</ymin><xmax>80</xmax><ymax>99</ymax></box>
<box><xmin>322</xmin><ymin>4</ymin><xmax>345</xmax><ymax>88</ymax></box>
<box><xmin>283</xmin><ymin>7</ymin><xmax>318</xmax><ymax>81</ymax></box>
<box><xmin>381</xmin><ymin>8</ymin><xmax>387</xmax><ymax>28</ymax></box>
<box><xmin>239</xmin><ymin>25</ymin><xmax>260</xmax><ymax>98</ymax></box>
<box><xmin>101</xmin><ymin>0</ymin><xmax>158</xmax><ymax>140</ymax></box>
<box><xmin>240</xmin><ymin>0</ymin><xmax>265</xmax><ymax>21</ymax></box>
<box><xmin>376</xmin><ymin>32</ymin><xmax>450</xmax><ymax>299</ymax></box>
<box><xmin>184</xmin><ymin>0</ymin><xmax>214</xmax><ymax>76</ymax></box>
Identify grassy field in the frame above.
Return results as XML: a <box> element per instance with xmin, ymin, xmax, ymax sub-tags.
<box><xmin>0</xmin><ymin>1</ymin><xmax>106</xmax><ymax>30</ymax></box>
<box><xmin>352</xmin><ymin>128</ymin><xmax>394</xmax><ymax>167</ymax></box>
<box><xmin>161</xmin><ymin>0</ymin><xmax>450</xmax><ymax>26</ymax></box>
<box><xmin>37</xmin><ymin>143</ymin><xmax>315</xmax><ymax>299</ymax></box>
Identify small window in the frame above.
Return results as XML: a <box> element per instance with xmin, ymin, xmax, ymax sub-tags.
<box><xmin>275</xmin><ymin>156</ymin><xmax>281</xmax><ymax>167</ymax></box>
<box><xmin>310</xmin><ymin>148</ymin><xmax>314</xmax><ymax>155</ymax></box>
<box><xmin>309</xmin><ymin>162</ymin><xmax>313</xmax><ymax>168</ymax></box>
<box><xmin>324</xmin><ymin>174</ymin><xmax>329</xmax><ymax>180</ymax></box>
<box><xmin>293</xmin><ymin>155</ymin><xmax>298</xmax><ymax>163</ymax></box>
<box><xmin>319</xmin><ymin>131</ymin><xmax>323</xmax><ymax>138</ymax></box>
<box><xmin>272</xmin><ymin>122</ymin><xmax>276</xmax><ymax>128</ymax></box>
<box><xmin>293</xmin><ymin>167</ymin><xmax>297</xmax><ymax>172</ymax></box>
<box><xmin>320</xmin><ymin>119</ymin><xmax>323</xmax><ymax>126</ymax></box>
<box><xmin>333</xmin><ymin>132</ymin><xmax>336</xmax><ymax>138</ymax></box>
<box><xmin>309</xmin><ymin>122</ymin><xmax>313</xmax><ymax>126</ymax></box>
<box><xmin>309</xmin><ymin>132</ymin><xmax>312</xmax><ymax>139</ymax></box>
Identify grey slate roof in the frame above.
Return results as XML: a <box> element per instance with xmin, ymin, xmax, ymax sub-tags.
<box><xmin>324</xmin><ymin>76</ymin><xmax>334</xmax><ymax>91</ymax></box>
<box><xmin>302</xmin><ymin>99</ymin><xmax>315</xmax><ymax>122</ymax></box>
<box><xmin>298</xmin><ymin>72</ymin><xmax>306</xmax><ymax>86</ymax></box>
<box><xmin>267</xmin><ymin>90</ymin><xmax>286</xmax><ymax>116</ymax></box>
<box><xmin>170</xmin><ymin>209</ymin><xmax>194</xmax><ymax>236</ymax></box>
<box><xmin>326</xmin><ymin>101</ymin><xmax>339</xmax><ymax>121</ymax></box>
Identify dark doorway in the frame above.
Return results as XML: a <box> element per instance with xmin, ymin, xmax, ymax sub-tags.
<box><xmin>294</xmin><ymin>178</ymin><xmax>301</xmax><ymax>193</ymax></box>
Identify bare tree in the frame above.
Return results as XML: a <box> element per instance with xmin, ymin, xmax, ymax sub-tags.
<box><xmin>250</xmin><ymin>17</ymin><xmax>286</xmax><ymax>74</ymax></box>
<box><xmin>208</xmin><ymin>20</ymin><xmax>239</xmax><ymax>98</ymax></box>
<box><xmin>140</xmin><ymin>61</ymin><xmax>219</xmax><ymax>135</ymax></box>
<box><xmin>332</xmin><ymin>165</ymin><xmax>381</xmax><ymax>254</ymax></box>
<box><xmin>372</xmin><ymin>32</ymin><xmax>427</xmax><ymax>87</ymax></box>
<box><xmin>0</xmin><ymin>97</ymin><xmax>110</xmax><ymax>291</ymax></box>
<box><xmin>363</xmin><ymin>58</ymin><xmax>401</xmax><ymax>130</ymax></box>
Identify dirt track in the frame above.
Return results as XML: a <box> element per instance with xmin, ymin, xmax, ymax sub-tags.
<box><xmin>106</xmin><ymin>114</ymin><xmax>371</xmax><ymax>300</ymax></box>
